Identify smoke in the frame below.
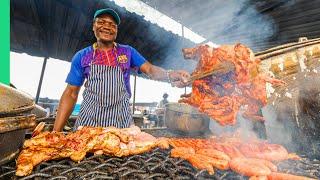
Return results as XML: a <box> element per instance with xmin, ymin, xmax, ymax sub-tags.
<box><xmin>208</xmin><ymin>0</ymin><xmax>276</xmax><ymax>50</ymax></box>
<box><xmin>145</xmin><ymin>0</ymin><xmax>281</xmax><ymax>71</ymax></box>
<box><xmin>262</xmin><ymin>104</ymin><xmax>295</xmax><ymax>149</ymax></box>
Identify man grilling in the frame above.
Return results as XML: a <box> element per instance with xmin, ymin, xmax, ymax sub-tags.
<box><xmin>53</xmin><ymin>8</ymin><xmax>190</xmax><ymax>131</ymax></box>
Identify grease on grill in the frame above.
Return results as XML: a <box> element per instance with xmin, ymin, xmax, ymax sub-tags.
<box><xmin>1</xmin><ymin>148</ymin><xmax>319</xmax><ymax>180</ymax></box>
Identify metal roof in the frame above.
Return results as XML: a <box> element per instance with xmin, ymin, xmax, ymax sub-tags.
<box><xmin>11</xmin><ymin>0</ymin><xmax>320</xmax><ymax>69</ymax></box>
<box><xmin>141</xmin><ymin>0</ymin><xmax>320</xmax><ymax>51</ymax></box>
<box><xmin>10</xmin><ymin>0</ymin><xmax>196</xmax><ymax>72</ymax></box>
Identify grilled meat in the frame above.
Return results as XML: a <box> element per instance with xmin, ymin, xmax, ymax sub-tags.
<box><xmin>16</xmin><ymin>147</ymin><xmax>60</xmax><ymax>176</ymax></box>
<box><xmin>196</xmin><ymin>148</ymin><xmax>231</xmax><ymax>161</ymax></box>
<box><xmin>171</xmin><ymin>147</ymin><xmax>195</xmax><ymax>160</ymax></box>
<box><xmin>23</xmin><ymin>131</ymin><xmax>66</xmax><ymax>149</ymax></box>
<box><xmin>16</xmin><ymin>126</ymin><xmax>168</xmax><ymax>176</ymax></box>
<box><xmin>180</xmin><ymin>43</ymin><xmax>284</xmax><ymax>125</ymax></box>
<box><xmin>167</xmin><ymin>136</ymin><xmax>315</xmax><ymax>179</ymax></box>
<box><xmin>239</xmin><ymin>142</ymin><xmax>289</xmax><ymax>161</ymax></box>
<box><xmin>230</xmin><ymin>157</ymin><xmax>272</xmax><ymax>176</ymax></box>
<box><xmin>268</xmin><ymin>172</ymin><xmax>317</xmax><ymax>180</ymax></box>
<box><xmin>187</xmin><ymin>154</ymin><xmax>215</xmax><ymax>175</ymax></box>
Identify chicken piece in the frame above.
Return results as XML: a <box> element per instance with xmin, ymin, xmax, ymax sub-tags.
<box><xmin>187</xmin><ymin>154</ymin><xmax>215</xmax><ymax>175</ymax></box>
<box><xmin>202</xmin><ymin>155</ymin><xmax>230</xmax><ymax>170</ymax></box>
<box><xmin>267</xmin><ymin>172</ymin><xmax>316</xmax><ymax>180</ymax></box>
<box><xmin>24</xmin><ymin>131</ymin><xmax>66</xmax><ymax>149</ymax></box>
<box><xmin>196</xmin><ymin>148</ymin><xmax>231</xmax><ymax>161</ymax></box>
<box><xmin>168</xmin><ymin>138</ymin><xmax>207</xmax><ymax>150</ymax></box>
<box><xmin>171</xmin><ymin>147</ymin><xmax>195</xmax><ymax>160</ymax></box>
<box><xmin>16</xmin><ymin>126</ymin><xmax>169</xmax><ymax>176</ymax></box>
<box><xmin>64</xmin><ymin>127</ymin><xmax>103</xmax><ymax>162</ymax></box>
<box><xmin>103</xmin><ymin>126</ymin><xmax>130</xmax><ymax>143</ymax></box>
<box><xmin>230</xmin><ymin>157</ymin><xmax>272</xmax><ymax>177</ymax></box>
<box><xmin>249</xmin><ymin>176</ymin><xmax>268</xmax><ymax>180</ymax></box>
<box><xmin>157</xmin><ymin>137</ymin><xmax>170</xmax><ymax>149</ymax></box>
<box><xmin>88</xmin><ymin>131</ymin><xmax>121</xmax><ymax>156</ymax></box>
<box><xmin>16</xmin><ymin>147</ymin><xmax>60</xmax><ymax>176</ymax></box>
<box><xmin>127</xmin><ymin>132</ymin><xmax>159</xmax><ymax>155</ymax></box>
<box><xmin>287</xmin><ymin>153</ymin><xmax>301</xmax><ymax>160</ymax></box>
<box><xmin>120</xmin><ymin>125</ymin><xmax>141</xmax><ymax>136</ymax></box>
<box><xmin>212</xmin><ymin>143</ymin><xmax>244</xmax><ymax>159</ymax></box>
<box><xmin>31</xmin><ymin>122</ymin><xmax>45</xmax><ymax>137</ymax></box>
<box><xmin>239</xmin><ymin>142</ymin><xmax>289</xmax><ymax>161</ymax></box>
<box><xmin>180</xmin><ymin>43</ymin><xmax>284</xmax><ymax>126</ymax></box>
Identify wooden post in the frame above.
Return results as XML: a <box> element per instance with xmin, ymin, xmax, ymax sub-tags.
<box><xmin>35</xmin><ymin>57</ymin><xmax>48</xmax><ymax>104</ymax></box>
<box><xmin>132</xmin><ymin>74</ymin><xmax>137</xmax><ymax>114</ymax></box>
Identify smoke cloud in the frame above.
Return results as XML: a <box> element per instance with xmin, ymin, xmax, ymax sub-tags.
<box><xmin>147</xmin><ymin>0</ymin><xmax>279</xmax><ymax>71</ymax></box>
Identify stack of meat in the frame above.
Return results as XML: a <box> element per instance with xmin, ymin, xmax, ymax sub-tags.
<box><xmin>16</xmin><ymin>126</ymin><xmax>169</xmax><ymax>176</ymax></box>
<box><xmin>180</xmin><ymin>44</ymin><xmax>285</xmax><ymax>125</ymax></box>
<box><xmin>168</xmin><ymin>134</ymin><xmax>315</xmax><ymax>180</ymax></box>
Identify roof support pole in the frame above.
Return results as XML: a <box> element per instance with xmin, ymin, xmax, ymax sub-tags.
<box><xmin>132</xmin><ymin>74</ymin><xmax>137</xmax><ymax>114</ymax></box>
<box><xmin>35</xmin><ymin>57</ymin><xmax>48</xmax><ymax>104</ymax></box>
<box><xmin>181</xmin><ymin>24</ymin><xmax>187</xmax><ymax>95</ymax></box>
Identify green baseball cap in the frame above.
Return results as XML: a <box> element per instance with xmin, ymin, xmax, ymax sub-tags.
<box><xmin>93</xmin><ymin>8</ymin><xmax>121</xmax><ymax>25</ymax></box>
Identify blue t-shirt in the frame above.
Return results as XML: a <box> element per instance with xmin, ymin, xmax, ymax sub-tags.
<box><xmin>65</xmin><ymin>43</ymin><xmax>146</xmax><ymax>97</ymax></box>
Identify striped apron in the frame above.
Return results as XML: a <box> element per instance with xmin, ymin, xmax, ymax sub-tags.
<box><xmin>74</xmin><ymin>48</ymin><xmax>132</xmax><ymax>130</ymax></box>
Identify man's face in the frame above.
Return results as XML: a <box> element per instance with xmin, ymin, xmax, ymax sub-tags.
<box><xmin>93</xmin><ymin>14</ymin><xmax>118</xmax><ymax>43</ymax></box>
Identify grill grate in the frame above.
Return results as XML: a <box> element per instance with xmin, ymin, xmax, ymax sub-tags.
<box><xmin>1</xmin><ymin>147</ymin><xmax>320</xmax><ymax>180</ymax></box>
<box><xmin>2</xmin><ymin>128</ymin><xmax>319</xmax><ymax>180</ymax></box>
<box><xmin>0</xmin><ymin>148</ymin><xmax>248</xmax><ymax>180</ymax></box>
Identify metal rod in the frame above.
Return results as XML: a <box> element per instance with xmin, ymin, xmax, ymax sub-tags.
<box><xmin>181</xmin><ymin>24</ymin><xmax>185</xmax><ymax>45</ymax></box>
<box><xmin>35</xmin><ymin>57</ymin><xmax>48</xmax><ymax>104</ymax></box>
<box><xmin>132</xmin><ymin>74</ymin><xmax>137</xmax><ymax>114</ymax></box>
<box><xmin>182</xmin><ymin>24</ymin><xmax>187</xmax><ymax>95</ymax></box>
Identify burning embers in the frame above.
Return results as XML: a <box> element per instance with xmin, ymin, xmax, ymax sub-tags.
<box><xmin>168</xmin><ymin>133</ymin><xmax>317</xmax><ymax>179</ymax></box>
<box><xmin>180</xmin><ymin>44</ymin><xmax>285</xmax><ymax>125</ymax></box>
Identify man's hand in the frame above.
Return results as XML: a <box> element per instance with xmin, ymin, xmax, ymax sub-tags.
<box><xmin>140</xmin><ymin>62</ymin><xmax>190</xmax><ymax>87</ymax></box>
<box><xmin>169</xmin><ymin>70</ymin><xmax>190</xmax><ymax>88</ymax></box>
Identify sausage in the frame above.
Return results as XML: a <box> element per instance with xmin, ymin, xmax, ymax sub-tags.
<box><xmin>196</xmin><ymin>148</ymin><xmax>231</xmax><ymax>161</ymax></box>
<box><xmin>187</xmin><ymin>154</ymin><xmax>215</xmax><ymax>175</ymax></box>
<box><xmin>230</xmin><ymin>157</ymin><xmax>272</xmax><ymax>177</ymax></box>
<box><xmin>240</xmin><ymin>143</ymin><xmax>288</xmax><ymax>161</ymax></box>
<box><xmin>171</xmin><ymin>147</ymin><xmax>195</xmax><ymax>160</ymax></box>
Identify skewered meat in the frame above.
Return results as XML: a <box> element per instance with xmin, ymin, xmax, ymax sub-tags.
<box><xmin>16</xmin><ymin>125</ymin><xmax>169</xmax><ymax>176</ymax></box>
<box><xmin>180</xmin><ymin>43</ymin><xmax>284</xmax><ymax>125</ymax></box>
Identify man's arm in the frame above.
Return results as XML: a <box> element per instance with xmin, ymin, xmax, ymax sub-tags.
<box><xmin>53</xmin><ymin>84</ymin><xmax>81</xmax><ymax>131</ymax></box>
<box><xmin>140</xmin><ymin>61</ymin><xmax>190</xmax><ymax>87</ymax></box>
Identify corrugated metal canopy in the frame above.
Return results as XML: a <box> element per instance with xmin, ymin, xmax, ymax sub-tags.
<box><xmin>10</xmin><ymin>0</ymin><xmax>197</xmax><ymax>72</ymax></box>
<box><xmin>141</xmin><ymin>0</ymin><xmax>320</xmax><ymax>52</ymax></box>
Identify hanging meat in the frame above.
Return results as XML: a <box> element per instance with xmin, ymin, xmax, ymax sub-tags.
<box><xmin>180</xmin><ymin>43</ymin><xmax>285</xmax><ymax>125</ymax></box>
